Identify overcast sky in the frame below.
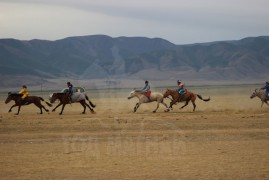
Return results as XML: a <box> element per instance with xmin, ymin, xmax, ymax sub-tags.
<box><xmin>0</xmin><ymin>0</ymin><xmax>268</xmax><ymax>44</ymax></box>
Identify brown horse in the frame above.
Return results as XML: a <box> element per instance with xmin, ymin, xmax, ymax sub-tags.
<box><xmin>163</xmin><ymin>89</ymin><xmax>210</xmax><ymax>111</ymax></box>
<box><xmin>5</xmin><ymin>92</ymin><xmax>52</xmax><ymax>115</ymax></box>
<box><xmin>50</xmin><ymin>93</ymin><xmax>96</xmax><ymax>115</ymax></box>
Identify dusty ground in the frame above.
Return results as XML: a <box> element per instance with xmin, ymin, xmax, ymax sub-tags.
<box><xmin>0</xmin><ymin>87</ymin><xmax>269</xmax><ymax>179</ymax></box>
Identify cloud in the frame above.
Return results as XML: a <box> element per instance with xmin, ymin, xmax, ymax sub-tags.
<box><xmin>1</xmin><ymin>0</ymin><xmax>269</xmax><ymax>44</ymax></box>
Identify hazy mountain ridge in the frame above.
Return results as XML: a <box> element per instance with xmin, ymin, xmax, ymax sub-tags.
<box><xmin>0</xmin><ymin>35</ymin><xmax>268</xmax><ymax>86</ymax></box>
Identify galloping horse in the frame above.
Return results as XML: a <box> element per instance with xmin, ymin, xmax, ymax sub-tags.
<box><xmin>5</xmin><ymin>92</ymin><xmax>52</xmax><ymax>115</ymax></box>
<box><xmin>127</xmin><ymin>90</ymin><xmax>169</xmax><ymax>113</ymax></box>
<box><xmin>250</xmin><ymin>89</ymin><xmax>269</xmax><ymax>107</ymax></box>
<box><xmin>163</xmin><ymin>89</ymin><xmax>210</xmax><ymax>111</ymax></box>
<box><xmin>50</xmin><ymin>92</ymin><xmax>96</xmax><ymax>115</ymax></box>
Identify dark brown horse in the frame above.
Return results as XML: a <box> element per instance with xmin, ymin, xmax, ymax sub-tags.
<box><xmin>5</xmin><ymin>92</ymin><xmax>52</xmax><ymax>115</ymax></box>
<box><xmin>163</xmin><ymin>89</ymin><xmax>210</xmax><ymax>111</ymax></box>
<box><xmin>50</xmin><ymin>93</ymin><xmax>96</xmax><ymax>115</ymax></box>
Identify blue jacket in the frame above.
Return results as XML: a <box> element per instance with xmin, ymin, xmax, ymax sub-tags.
<box><xmin>263</xmin><ymin>85</ymin><xmax>269</xmax><ymax>93</ymax></box>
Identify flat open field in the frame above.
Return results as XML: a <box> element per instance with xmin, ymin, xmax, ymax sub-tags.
<box><xmin>0</xmin><ymin>85</ymin><xmax>269</xmax><ymax>179</ymax></box>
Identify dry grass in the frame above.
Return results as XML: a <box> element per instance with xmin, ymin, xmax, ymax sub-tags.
<box><xmin>0</xmin><ymin>87</ymin><xmax>269</xmax><ymax>179</ymax></box>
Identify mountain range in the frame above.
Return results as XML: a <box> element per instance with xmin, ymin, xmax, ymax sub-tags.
<box><xmin>0</xmin><ymin>35</ymin><xmax>269</xmax><ymax>88</ymax></box>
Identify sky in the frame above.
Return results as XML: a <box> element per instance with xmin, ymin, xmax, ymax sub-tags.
<box><xmin>0</xmin><ymin>0</ymin><xmax>269</xmax><ymax>44</ymax></box>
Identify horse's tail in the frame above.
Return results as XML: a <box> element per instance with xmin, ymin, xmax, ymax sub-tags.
<box><xmin>197</xmin><ymin>94</ymin><xmax>210</xmax><ymax>102</ymax></box>
<box><xmin>39</xmin><ymin>97</ymin><xmax>53</xmax><ymax>107</ymax></box>
<box><xmin>86</xmin><ymin>95</ymin><xmax>96</xmax><ymax>108</ymax></box>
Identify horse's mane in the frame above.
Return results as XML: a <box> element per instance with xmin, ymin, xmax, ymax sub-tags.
<box><xmin>134</xmin><ymin>90</ymin><xmax>144</xmax><ymax>93</ymax></box>
<box><xmin>8</xmin><ymin>92</ymin><xmax>22</xmax><ymax>97</ymax></box>
<box><xmin>255</xmin><ymin>88</ymin><xmax>264</xmax><ymax>93</ymax></box>
<box><xmin>166</xmin><ymin>89</ymin><xmax>178</xmax><ymax>92</ymax></box>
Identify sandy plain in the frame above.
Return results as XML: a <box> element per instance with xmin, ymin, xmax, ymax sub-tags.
<box><xmin>0</xmin><ymin>85</ymin><xmax>269</xmax><ymax>179</ymax></box>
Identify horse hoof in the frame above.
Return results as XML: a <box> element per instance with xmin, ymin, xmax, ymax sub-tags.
<box><xmin>153</xmin><ymin>111</ymin><xmax>156</xmax><ymax>113</ymax></box>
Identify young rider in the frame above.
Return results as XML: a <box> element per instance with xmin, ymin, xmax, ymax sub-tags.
<box><xmin>141</xmin><ymin>80</ymin><xmax>151</xmax><ymax>99</ymax></box>
<box><xmin>261</xmin><ymin>81</ymin><xmax>269</xmax><ymax>99</ymax></box>
<box><xmin>177</xmin><ymin>80</ymin><xmax>185</xmax><ymax>101</ymax></box>
<box><xmin>19</xmin><ymin>85</ymin><xmax>29</xmax><ymax>104</ymax></box>
<box><xmin>67</xmin><ymin>82</ymin><xmax>73</xmax><ymax>103</ymax></box>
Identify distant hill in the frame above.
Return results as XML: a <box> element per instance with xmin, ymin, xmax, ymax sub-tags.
<box><xmin>0</xmin><ymin>35</ymin><xmax>269</xmax><ymax>87</ymax></box>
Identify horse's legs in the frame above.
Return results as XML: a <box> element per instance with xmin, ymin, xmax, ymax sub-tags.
<box><xmin>85</xmin><ymin>95</ymin><xmax>96</xmax><ymax>108</ymax></box>
<box><xmin>84</xmin><ymin>102</ymin><xmax>95</xmax><ymax>113</ymax></box>
<box><xmin>16</xmin><ymin>105</ymin><xmax>22</xmax><ymax>115</ymax></box>
<box><xmin>79</xmin><ymin>101</ymin><xmax>86</xmax><ymax>114</ymax></box>
<box><xmin>191</xmin><ymin>100</ymin><xmax>196</xmax><ymax>111</ymax></box>
<box><xmin>169</xmin><ymin>99</ymin><xmax>177</xmax><ymax>110</ymax></box>
<box><xmin>52</xmin><ymin>102</ymin><xmax>62</xmax><ymax>112</ymax></box>
<box><xmin>265</xmin><ymin>101</ymin><xmax>269</xmax><ymax>106</ymax></box>
<box><xmin>153</xmin><ymin>102</ymin><xmax>160</xmax><ymax>113</ymax></box>
<box><xmin>134</xmin><ymin>103</ymin><xmax>141</xmax><ymax>112</ymax></box>
<box><xmin>34</xmin><ymin>102</ymin><xmax>48</xmax><ymax>114</ymax></box>
<box><xmin>8</xmin><ymin>104</ymin><xmax>18</xmax><ymax>112</ymax></box>
<box><xmin>261</xmin><ymin>101</ymin><xmax>264</xmax><ymax>107</ymax></box>
<box><xmin>88</xmin><ymin>100</ymin><xmax>96</xmax><ymax>108</ymax></box>
<box><xmin>40</xmin><ymin>107</ymin><xmax>43</xmax><ymax>114</ymax></box>
<box><xmin>134</xmin><ymin>103</ymin><xmax>138</xmax><ymax>112</ymax></box>
<box><xmin>59</xmin><ymin>104</ymin><xmax>66</xmax><ymax>115</ymax></box>
<box><xmin>42</xmin><ymin>105</ymin><xmax>49</xmax><ymax>112</ymax></box>
<box><xmin>162</xmin><ymin>101</ymin><xmax>169</xmax><ymax>112</ymax></box>
<box><xmin>39</xmin><ymin>102</ymin><xmax>49</xmax><ymax>112</ymax></box>
<box><xmin>180</xmin><ymin>100</ymin><xmax>190</xmax><ymax>110</ymax></box>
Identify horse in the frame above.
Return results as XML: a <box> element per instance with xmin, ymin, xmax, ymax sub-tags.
<box><xmin>250</xmin><ymin>89</ymin><xmax>269</xmax><ymax>107</ymax></box>
<box><xmin>5</xmin><ymin>92</ymin><xmax>52</xmax><ymax>115</ymax></box>
<box><xmin>127</xmin><ymin>90</ymin><xmax>169</xmax><ymax>113</ymax></box>
<box><xmin>163</xmin><ymin>89</ymin><xmax>210</xmax><ymax>111</ymax></box>
<box><xmin>50</xmin><ymin>92</ymin><xmax>96</xmax><ymax>115</ymax></box>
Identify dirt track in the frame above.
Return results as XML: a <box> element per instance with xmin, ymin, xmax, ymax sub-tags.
<box><xmin>0</xmin><ymin>89</ymin><xmax>269</xmax><ymax>179</ymax></box>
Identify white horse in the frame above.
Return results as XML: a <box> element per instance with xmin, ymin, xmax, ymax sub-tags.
<box><xmin>127</xmin><ymin>90</ymin><xmax>169</xmax><ymax>113</ymax></box>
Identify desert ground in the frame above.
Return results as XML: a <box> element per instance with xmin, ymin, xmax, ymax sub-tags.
<box><xmin>0</xmin><ymin>85</ymin><xmax>269</xmax><ymax>179</ymax></box>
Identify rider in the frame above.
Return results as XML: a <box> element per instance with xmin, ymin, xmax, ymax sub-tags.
<box><xmin>261</xmin><ymin>81</ymin><xmax>269</xmax><ymax>99</ymax></box>
<box><xmin>67</xmin><ymin>82</ymin><xmax>73</xmax><ymax>103</ymax></box>
<box><xmin>177</xmin><ymin>80</ymin><xmax>185</xmax><ymax>101</ymax></box>
<box><xmin>141</xmin><ymin>80</ymin><xmax>151</xmax><ymax>99</ymax></box>
<box><xmin>19</xmin><ymin>85</ymin><xmax>29</xmax><ymax>104</ymax></box>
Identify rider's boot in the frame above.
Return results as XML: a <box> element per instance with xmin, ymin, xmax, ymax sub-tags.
<box><xmin>21</xmin><ymin>98</ymin><xmax>28</xmax><ymax>105</ymax></box>
<box><xmin>68</xmin><ymin>96</ymin><xmax>72</xmax><ymax>104</ymax></box>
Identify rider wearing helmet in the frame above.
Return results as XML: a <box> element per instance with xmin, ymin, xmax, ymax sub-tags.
<box><xmin>67</xmin><ymin>82</ymin><xmax>73</xmax><ymax>103</ymax></box>
<box><xmin>177</xmin><ymin>80</ymin><xmax>185</xmax><ymax>101</ymax></box>
<box><xmin>261</xmin><ymin>81</ymin><xmax>269</xmax><ymax>99</ymax></box>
